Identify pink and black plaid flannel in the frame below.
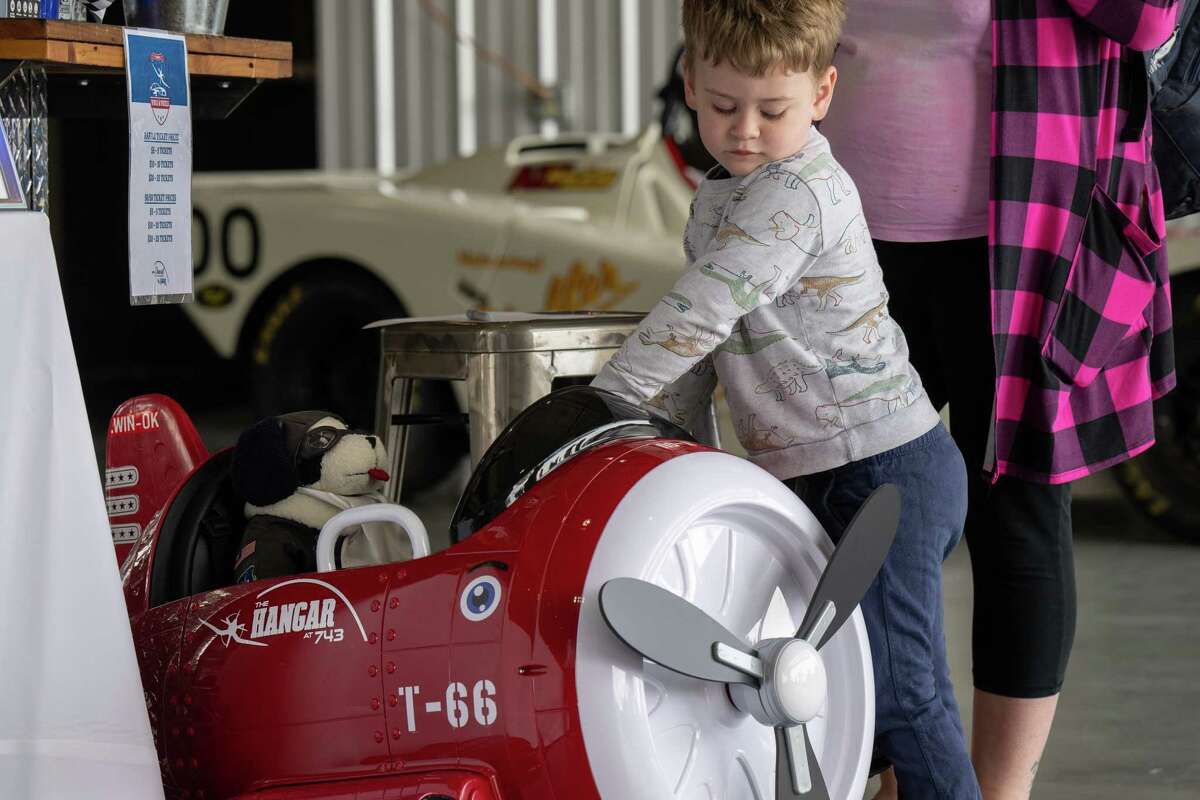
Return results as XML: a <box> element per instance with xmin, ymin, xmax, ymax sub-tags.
<box><xmin>989</xmin><ymin>0</ymin><xmax>1181</xmax><ymax>483</ymax></box>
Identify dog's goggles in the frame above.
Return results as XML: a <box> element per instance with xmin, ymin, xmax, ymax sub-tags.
<box><xmin>297</xmin><ymin>425</ymin><xmax>351</xmax><ymax>465</ymax></box>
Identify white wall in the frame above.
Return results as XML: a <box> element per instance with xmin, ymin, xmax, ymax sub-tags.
<box><xmin>316</xmin><ymin>0</ymin><xmax>684</xmax><ymax>171</ymax></box>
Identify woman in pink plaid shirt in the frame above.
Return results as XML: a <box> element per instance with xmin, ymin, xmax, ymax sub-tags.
<box><xmin>824</xmin><ymin>0</ymin><xmax>1181</xmax><ymax>797</ymax></box>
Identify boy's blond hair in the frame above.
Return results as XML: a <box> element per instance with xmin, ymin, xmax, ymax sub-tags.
<box><xmin>682</xmin><ymin>0</ymin><xmax>845</xmax><ymax>77</ymax></box>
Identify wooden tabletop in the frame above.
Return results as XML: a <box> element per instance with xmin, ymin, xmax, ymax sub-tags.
<box><xmin>0</xmin><ymin>19</ymin><xmax>292</xmax><ymax>79</ymax></box>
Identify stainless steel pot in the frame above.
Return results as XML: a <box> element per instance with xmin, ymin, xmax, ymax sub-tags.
<box><xmin>122</xmin><ymin>0</ymin><xmax>229</xmax><ymax>35</ymax></box>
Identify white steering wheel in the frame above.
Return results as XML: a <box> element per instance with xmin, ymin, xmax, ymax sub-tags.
<box><xmin>315</xmin><ymin>504</ymin><xmax>431</xmax><ymax>572</ymax></box>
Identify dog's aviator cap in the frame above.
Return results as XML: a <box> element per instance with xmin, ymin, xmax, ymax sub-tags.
<box><xmin>233</xmin><ymin>411</ymin><xmax>352</xmax><ymax>507</ymax></box>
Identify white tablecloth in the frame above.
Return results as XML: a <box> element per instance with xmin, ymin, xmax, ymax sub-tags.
<box><xmin>0</xmin><ymin>213</ymin><xmax>164</xmax><ymax>799</ymax></box>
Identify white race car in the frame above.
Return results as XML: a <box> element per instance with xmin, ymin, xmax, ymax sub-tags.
<box><xmin>187</xmin><ymin>124</ymin><xmax>694</xmax><ymax>486</ymax></box>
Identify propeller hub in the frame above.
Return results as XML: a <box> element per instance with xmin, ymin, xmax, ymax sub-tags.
<box><xmin>772</xmin><ymin>639</ymin><xmax>827</xmax><ymax>724</ymax></box>
<box><xmin>729</xmin><ymin>638</ymin><xmax>828</xmax><ymax>726</ymax></box>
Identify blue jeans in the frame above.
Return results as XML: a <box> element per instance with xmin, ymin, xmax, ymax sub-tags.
<box><xmin>791</xmin><ymin>423</ymin><xmax>980</xmax><ymax>800</ymax></box>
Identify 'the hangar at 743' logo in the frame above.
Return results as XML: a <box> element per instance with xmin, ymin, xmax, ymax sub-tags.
<box><xmin>200</xmin><ymin>578</ymin><xmax>369</xmax><ymax>648</ymax></box>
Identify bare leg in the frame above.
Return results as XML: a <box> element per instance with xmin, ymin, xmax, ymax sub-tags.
<box><xmin>971</xmin><ymin>690</ymin><xmax>1059</xmax><ymax>800</ymax></box>
<box><xmin>871</xmin><ymin>768</ymin><xmax>899</xmax><ymax>800</ymax></box>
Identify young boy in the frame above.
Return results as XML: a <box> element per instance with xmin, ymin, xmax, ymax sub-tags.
<box><xmin>591</xmin><ymin>1</ymin><xmax>979</xmax><ymax>798</ymax></box>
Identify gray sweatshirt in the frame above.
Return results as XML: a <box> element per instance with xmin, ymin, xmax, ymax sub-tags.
<box><xmin>592</xmin><ymin>128</ymin><xmax>939</xmax><ymax>479</ymax></box>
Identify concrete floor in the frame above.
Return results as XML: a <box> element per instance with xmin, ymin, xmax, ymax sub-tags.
<box><xmin>933</xmin><ymin>485</ymin><xmax>1200</xmax><ymax>799</ymax></box>
<box><xmin>97</xmin><ymin>408</ymin><xmax>1200</xmax><ymax>798</ymax></box>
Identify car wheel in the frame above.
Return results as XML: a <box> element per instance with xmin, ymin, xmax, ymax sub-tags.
<box><xmin>249</xmin><ymin>274</ymin><xmax>467</xmax><ymax>492</ymax></box>
<box><xmin>1113</xmin><ymin>273</ymin><xmax>1200</xmax><ymax>542</ymax></box>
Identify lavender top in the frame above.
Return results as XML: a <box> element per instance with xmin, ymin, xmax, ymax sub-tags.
<box><xmin>820</xmin><ymin>0</ymin><xmax>992</xmax><ymax>242</ymax></box>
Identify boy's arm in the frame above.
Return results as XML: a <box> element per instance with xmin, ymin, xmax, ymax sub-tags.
<box><xmin>593</xmin><ymin>174</ymin><xmax>824</xmax><ymax>405</ymax></box>
<box><xmin>1061</xmin><ymin>0</ymin><xmax>1181</xmax><ymax>50</ymax></box>
<box><xmin>648</xmin><ymin>356</ymin><xmax>719</xmax><ymax>433</ymax></box>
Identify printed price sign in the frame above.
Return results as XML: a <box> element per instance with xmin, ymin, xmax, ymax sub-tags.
<box><xmin>124</xmin><ymin>29</ymin><xmax>193</xmax><ymax>305</ymax></box>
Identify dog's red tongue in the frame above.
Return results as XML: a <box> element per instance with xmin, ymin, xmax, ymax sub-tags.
<box><xmin>368</xmin><ymin>468</ymin><xmax>390</xmax><ymax>481</ymax></box>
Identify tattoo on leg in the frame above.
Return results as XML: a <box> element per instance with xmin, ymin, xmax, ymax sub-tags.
<box><xmin>1029</xmin><ymin>759</ymin><xmax>1040</xmax><ymax>789</ymax></box>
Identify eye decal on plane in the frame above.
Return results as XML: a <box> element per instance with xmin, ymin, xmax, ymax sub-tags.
<box><xmin>461</xmin><ymin>575</ymin><xmax>502</xmax><ymax>622</ymax></box>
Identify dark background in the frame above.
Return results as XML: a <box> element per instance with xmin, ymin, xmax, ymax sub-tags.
<box><xmin>51</xmin><ymin>2</ymin><xmax>317</xmax><ymax>424</ymax></box>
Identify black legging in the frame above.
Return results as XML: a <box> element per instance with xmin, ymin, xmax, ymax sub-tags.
<box><xmin>875</xmin><ymin>237</ymin><xmax>1076</xmax><ymax>698</ymax></box>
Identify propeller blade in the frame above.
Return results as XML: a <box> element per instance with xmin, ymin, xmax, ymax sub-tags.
<box><xmin>797</xmin><ymin>483</ymin><xmax>901</xmax><ymax>649</ymax></box>
<box><xmin>775</xmin><ymin>724</ymin><xmax>829</xmax><ymax>799</ymax></box>
<box><xmin>599</xmin><ymin>577</ymin><xmax>759</xmax><ymax>685</ymax></box>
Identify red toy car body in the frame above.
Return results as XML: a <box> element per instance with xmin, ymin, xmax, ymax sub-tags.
<box><xmin>106</xmin><ymin>391</ymin><xmax>875</xmax><ymax>800</ymax></box>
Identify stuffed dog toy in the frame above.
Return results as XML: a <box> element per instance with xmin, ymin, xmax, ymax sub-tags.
<box><xmin>231</xmin><ymin>410</ymin><xmax>393</xmax><ymax>583</ymax></box>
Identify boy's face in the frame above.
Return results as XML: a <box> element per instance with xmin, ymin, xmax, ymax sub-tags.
<box><xmin>684</xmin><ymin>57</ymin><xmax>836</xmax><ymax>177</ymax></box>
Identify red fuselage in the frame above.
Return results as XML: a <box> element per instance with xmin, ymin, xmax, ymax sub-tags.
<box><xmin>122</xmin><ymin>436</ymin><xmax>708</xmax><ymax>799</ymax></box>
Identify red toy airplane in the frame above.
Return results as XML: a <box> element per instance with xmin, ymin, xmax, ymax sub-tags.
<box><xmin>106</xmin><ymin>387</ymin><xmax>894</xmax><ymax>799</ymax></box>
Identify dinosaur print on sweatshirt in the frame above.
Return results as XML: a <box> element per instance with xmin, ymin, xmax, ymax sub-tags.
<box><xmin>824</xmin><ymin>350</ymin><xmax>888</xmax><ymax>380</ymax></box>
<box><xmin>755</xmin><ymin>358</ymin><xmax>825</xmax><ymax>400</ymax></box>
<box><xmin>700</xmin><ymin>202</ymin><xmax>725</xmax><ymax>231</ymax></box>
<box><xmin>660</xmin><ymin>292</ymin><xmax>692</xmax><ymax>313</ymax></box>
<box><xmin>799</xmin><ymin>272</ymin><xmax>865</xmax><ymax>311</ymax></box>
<box><xmin>844</xmin><ymin>375</ymin><xmax>916</xmax><ymax>405</ymax></box>
<box><xmin>646</xmin><ymin>389</ymin><xmax>688</xmax><ymax>425</ymax></box>
<box><xmin>827</xmin><ymin>294</ymin><xmax>889</xmax><ymax>344</ymax></box>
<box><xmin>700</xmin><ymin>263</ymin><xmax>782</xmax><ymax>310</ymax></box>
<box><xmin>769</xmin><ymin>210</ymin><xmax>821</xmax><ymax>256</ymax></box>
<box><xmin>737</xmin><ymin>413</ymin><xmax>797</xmax><ymax>453</ymax></box>
<box><xmin>835</xmin><ymin>215</ymin><xmax>871</xmax><ymax>256</ymax></box>
<box><xmin>756</xmin><ymin>153</ymin><xmax>853</xmax><ymax>205</ymax></box>
<box><xmin>814</xmin><ymin>396</ymin><xmax>903</xmax><ymax>429</ymax></box>
<box><xmin>775</xmin><ymin>288</ymin><xmax>802</xmax><ymax>308</ymax></box>
<box><xmin>715</xmin><ymin>320</ymin><xmax>790</xmax><ymax>356</ymax></box>
<box><xmin>815</xmin><ymin>377</ymin><xmax>918</xmax><ymax>429</ymax></box>
<box><xmin>638</xmin><ymin>324</ymin><xmax>713</xmax><ymax>358</ymax></box>
<box><xmin>715</xmin><ymin>221</ymin><xmax>770</xmax><ymax>249</ymax></box>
